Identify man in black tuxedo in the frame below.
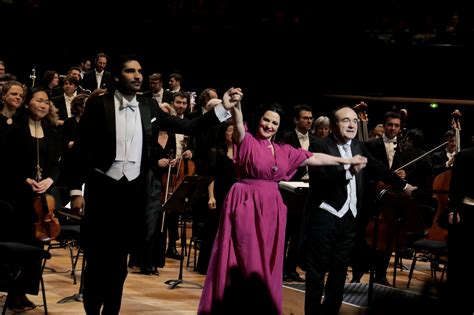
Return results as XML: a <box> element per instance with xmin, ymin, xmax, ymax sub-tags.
<box><xmin>446</xmin><ymin>146</ymin><xmax>474</xmax><ymax>315</ymax></box>
<box><xmin>282</xmin><ymin>104</ymin><xmax>316</xmax><ymax>282</ymax></box>
<box><xmin>67</xmin><ymin>56</ymin><xmax>233</xmax><ymax>315</ymax></box>
<box><xmin>359</xmin><ymin>111</ymin><xmax>406</xmax><ymax>285</ymax></box>
<box><xmin>81</xmin><ymin>52</ymin><xmax>114</xmax><ymax>93</ymax></box>
<box><xmin>431</xmin><ymin>130</ymin><xmax>456</xmax><ymax>177</ymax></box>
<box><xmin>302</xmin><ymin>106</ymin><xmax>416</xmax><ymax>315</ymax></box>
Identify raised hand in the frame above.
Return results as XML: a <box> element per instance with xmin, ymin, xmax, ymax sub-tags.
<box><xmin>222</xmin><ymin>87</ymin><xmax>243</xmax><ymax>110</ymax></box>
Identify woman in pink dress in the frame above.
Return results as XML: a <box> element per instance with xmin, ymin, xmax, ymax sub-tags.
<box><xmin>198</xmin><ymin>89</ymin><xmax>367</xmax><ymax>315</ymax></box>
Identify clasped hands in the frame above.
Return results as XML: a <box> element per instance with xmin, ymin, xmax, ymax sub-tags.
<box><xmin>222</xmin><ymin>87</ymin><xmax>243</xmax><ymax>109</ymax></box>
<box><xmin>348</xmin><ymin>155</ymin><xmax>367</xmax><ymax>175</ymax></box>
<box><xmin>26</xmin><ymin>177</ymin><xmax>53</xmax><ymax>194</ymax></box>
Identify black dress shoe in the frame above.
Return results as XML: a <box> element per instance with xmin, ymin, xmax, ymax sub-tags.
<box><xmin>166</xmin><ymin>247</ymin><xmax>182</xmax><ymax>260</ymax></box>
<box><xmin>289</xmin><ymin>272</ymin><xmax>305</xmax><ymax>282</ymax></box>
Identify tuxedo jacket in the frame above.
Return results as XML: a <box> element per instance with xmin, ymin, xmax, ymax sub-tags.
<box><xmin>68</xmin><ymin>91</ymin><xmax>221</xmax><ymax>192</ymax></box>
<box><xmin>141</xmin><ymin>90</ymin><xmax>174</xmax><ymax>104</ymax></box>
<box><xmin>282</xmin><ymin>130</ymin><xmax>317</xmax><ymax>180</ymax></box>
<box><xmin>365</xmin><ymin>137</ymin><xmax>402</xmax><ymax>171</ymax></box>
<box><xmin>306</xmin><ymin>134</ymin><xmax>405</xmax><ymax>215</ymax></box>
<box><xmin>449</xmin><ymin>147</ymin><xmax>474</xmax><ymax>210</ymax></box>
<box><xmin>431</xmin><ymin>150</ymin><xmax>450</xmax><ymax>177</ymax></box>
<box><xmin>81</xmin><ymin>70</ymin><xmax>114</xmax><ymax>92</ymax></box>
<box><xmin>7</xmin><ymin>118</ymin><xmax>61</xmax><ymax>203</ymax></box>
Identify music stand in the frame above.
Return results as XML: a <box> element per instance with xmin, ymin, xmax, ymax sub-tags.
<box><xmin>57</xmin><ymin>207</ymin><xmax>85</xmax><ymax>304</ymax></box>
<box><xmin>163</xmin><ymin>175</ymin><xmax>211</xmax><ymax>290</ymax></box>
<box><xmin>57</xmin><ymin>256</ymin><xmax>85</xmax><ymax>303</ymax></box>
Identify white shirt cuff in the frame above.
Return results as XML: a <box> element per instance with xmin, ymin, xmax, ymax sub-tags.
<box><xmin>214</xmin><ymin>104</ymin><xmax>232</xmax><ymax>122</ymax></box>
<box><xmin>70</xmin><ymin>189</ymin><xmax>83</xmax><ymax>197</ymax></box>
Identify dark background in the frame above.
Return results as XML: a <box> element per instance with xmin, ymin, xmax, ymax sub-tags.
<box><xmin>1</xmin><ymin>0</ymin><xmax>473</xmax><ymax>147</ymax></box>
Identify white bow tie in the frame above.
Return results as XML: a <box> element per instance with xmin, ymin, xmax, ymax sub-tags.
<box><xmin>120</xmin><ymin>101</ymin><xmax>137</xmax><ymax>111</ymax></box>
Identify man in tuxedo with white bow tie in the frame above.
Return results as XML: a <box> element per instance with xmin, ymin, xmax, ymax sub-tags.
<box><xmin>302</xmin><ymin>107</ymin><xmax>416</xmax><ymax>315</ymax></box>
<box><xmin>67</xmin><ymin>55</ymin><xmax>234</xmax><ymax>315</ymax></box>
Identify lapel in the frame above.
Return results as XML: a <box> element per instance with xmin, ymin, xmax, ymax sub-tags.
<box><xmin>327</xmin><ymin>135</ymin><xmax>345</xmax><ymax>172</ymax></box>
<box><xmin>139</xmin><ymin>97</ymin><xmax>152</xmax><ymax>139</ymax></box>
<box><xmin>103</xmin><ymin>94</ymin><xmax>116</xmax><ymax>153</ymax></box>
<box><xmin>351</xmin><ymin>140</ymin><xmax>362</xmax><ymax>189</ymax></box>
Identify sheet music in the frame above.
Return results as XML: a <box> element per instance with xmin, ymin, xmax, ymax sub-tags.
<box><xmin>279</xmin><ymin>181</ymin><xmax>309</xmax><ymax>192</ymax></box>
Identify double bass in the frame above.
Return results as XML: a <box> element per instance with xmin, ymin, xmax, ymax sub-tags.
<box><xmin>354</xmin><ymin>101</ymin><xmax>369</xmax><ymax>142</ymax></box>
<box><xmin>429</xmin><ymin>109</ymin><xmax>461</xmax><ymax>242</ymax></box>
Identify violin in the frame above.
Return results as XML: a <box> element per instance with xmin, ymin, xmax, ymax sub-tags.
<box><xmin>33</xmin><ymin>165</ymin><xmax>61</xmax><ymax>243</ymax></box>
<box><xmin>159</xmin><ymin>137</ymin><xmax>196</xmax><ymax>232</ymax></box>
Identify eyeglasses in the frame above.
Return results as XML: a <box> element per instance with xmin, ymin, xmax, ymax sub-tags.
<box><xmin>338</xmin><ymin>118</ymin><xmax>360</xmax><ymax>125</ymax></box>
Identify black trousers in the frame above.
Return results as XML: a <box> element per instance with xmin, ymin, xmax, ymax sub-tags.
<box><xmin>81</xmin><ymin>172</ymin><xmax>145</xmax><ymax>315</ymax></box>
<box><xmin>304</xmin><ymin>208</ymin><xmax>356</xmax><ymax>315</ymax></box>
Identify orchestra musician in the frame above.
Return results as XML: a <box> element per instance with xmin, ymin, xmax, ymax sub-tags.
<box><xmin>66</xmin><ymin>55</ymin><xmax>233</xmax><ymax>315</ymax></box>
<box><xmin>445</xmin><ymin>144</ymin><xmax>474</xmax><ymax>315</ymax></box>
<box><xmin>431</xmin><ymin>130</ymin><xmax>457</xmax><ymax>177</ymax></box>
<box><xmin>282</xmin><ymin>104</ymin><xmax>316</xmax><ymax>282</ymax></box>
<box><xmin>351</xmin><ymin>111</ymin><xmax>405</xmax><ymax>285</ymax></box>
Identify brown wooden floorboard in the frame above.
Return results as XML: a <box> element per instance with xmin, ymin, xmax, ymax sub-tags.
<box><xmin>0</xmin><ymin>233</ymin><xmax>441</xmax><ymax>314</ymax></box>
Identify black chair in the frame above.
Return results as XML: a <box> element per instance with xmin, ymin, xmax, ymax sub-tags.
<box><xmin>406</xmin><ymin>197</ymin><xmax>448</xmax><ymax>288</ymax></box>
<box><xmin>44</xmin><ymin>208</ymin><xmax>82</xmax><ymax>284</ymax></box>
<box><xmin>0</xmin><ymin>200</ymin><xmax>52</xmax><ymax>315</ymax></box>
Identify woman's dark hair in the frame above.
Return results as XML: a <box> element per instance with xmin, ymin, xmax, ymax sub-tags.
<box><xmin>215</xmin><ymin>120</ymin><xmax>233</xmax><ymax>155</ymax></box>
<box><xmin>247</xmin><ymin>102</ymin><xmax>285</xmax><ymax>142</ymax></box>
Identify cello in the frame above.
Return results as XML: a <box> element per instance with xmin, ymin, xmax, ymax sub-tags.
<box><xmin>429</xmin><ymin>109</ymin><xmax>461</xmax><ymax>242</ymax></box>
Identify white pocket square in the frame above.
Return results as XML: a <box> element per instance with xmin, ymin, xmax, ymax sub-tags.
<box><xmin>151</xmin><ymin>117</ymin><xmax>157</xmax><ymax>123</ymax></box>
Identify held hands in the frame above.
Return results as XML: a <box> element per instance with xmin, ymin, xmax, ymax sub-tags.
<box><xmin>222</xmin><ymin>87</ymin><xmax>243</xmax><ymax>110</ymax></box>
<box><xmin>347</xmin><ymin>154</ymin><xmax>367</xmax><ymax>175</ymax></box>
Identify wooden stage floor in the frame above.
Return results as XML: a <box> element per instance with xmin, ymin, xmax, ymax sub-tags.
<box><xmin>0</xmin><ymin>239</ymin><xmax>443</xmax><ymax>314</ymax></box>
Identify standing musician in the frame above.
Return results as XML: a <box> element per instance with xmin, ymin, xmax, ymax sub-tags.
<box><xmin>165</xmin><ymin>91</ymin><xmax>193</xmax><ymax>260</ymax></box>
<box><xmin>431</xmin><ymin>130</ymin><xmax>457</xmax><ymax>177</ymax></box>
<box><xmin>351</xmin><ymin>111</ymin><xmax>405</xmax><ymax>285</ymax></box>
<box><xmin>66</xmin><ymin>55</ymin><xmax>234</xmax><ymax>315</ymax></box>
<box><xmin>282</xmin><ymin>104</ymin><xmax>315</xmax><ymax>282</ymax></box>
<box><xmin>445</xmin><ymin>143</ymin><xmax>474</xmax><ymax>315</ymax></box>
<box><xmin>3</xmin><ymin>88</ymin><xmax>61</xmax><ymax>311</ymax></box>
